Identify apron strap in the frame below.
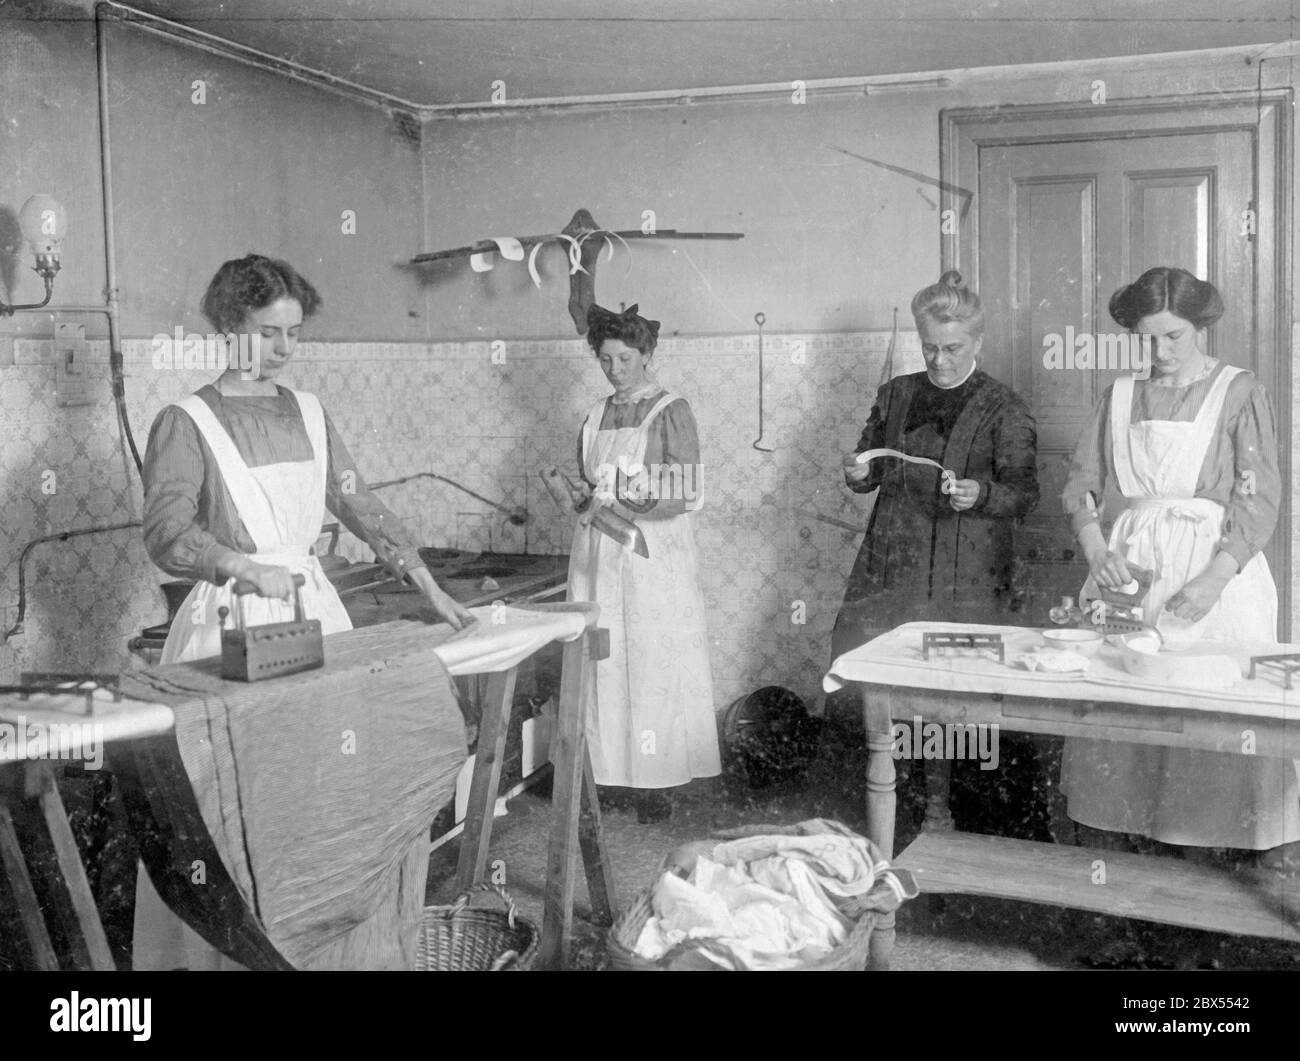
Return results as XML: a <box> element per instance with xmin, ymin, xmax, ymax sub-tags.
<box><xmin>175</xmin><ymin>393</ymin><xmax>279</xmax><ymax>550</ymax></box>
<box><xmin>637</xmin><ymin>391</ymin><xmax>682</xmax><ymax>452</ymax></box>
<box><xmin>580</xmin><ymin>397</ymin><xmax>610</xmax><ymax>481</ymax></box>
<box><xmin>281</xmin><ymin>387</ymin><xmax>329</xmax><ymax>534</ymax></box>
<box><xmin>1108</xmin><ymin>375</ymin><xmax>1141</xmax><ymax>498</ymax></box>
<box><xmin>1190</xmin><ymin>363</ymin><xmax>1244</xmax><ymax>437</ymax></box>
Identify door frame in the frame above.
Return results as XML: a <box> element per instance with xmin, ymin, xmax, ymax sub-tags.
<box><xmin>940</xmin><ymin>91</ymin><xmax>1294</xmax><ymax>636</ymax></box>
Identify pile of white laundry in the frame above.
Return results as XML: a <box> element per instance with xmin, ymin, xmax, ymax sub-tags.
<box><xmin>632</xmin><ymin>821</ymin><xmax>910</xmax><ymax>970</ymax></box>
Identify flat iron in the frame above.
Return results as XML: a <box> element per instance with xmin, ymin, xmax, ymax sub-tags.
<box><xmin>1051</xmin><ymin>564</ymin><xmax>1161</xmax><ymax>638</ymax></box>
<box><xmin>1090</xmin><ymin>563</ymin><xmax>1155</xmax><ymax>634</ymax></box>
<box><xmin>217</xmin><ymin>573</ymin><xmax>324</xmax><ymax>682</ymax></box>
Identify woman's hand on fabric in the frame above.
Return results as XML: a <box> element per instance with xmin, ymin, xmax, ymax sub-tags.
<box><xmin>408</xmin><ymin>567</ymin><xmax>476</xmax><ymax>631</ymax></box>
<box><xmin>1085</xmin><ymin>548</ymin><xmax>1132</xmax><ymax>591</ymax></box>
<box><xmin>946</xmin><ymin>478</ymin><xmax>981</xmax><ymax>512</ymax></box>
<box><xmin>1165</xmin><ymin>572</ymin><xmax>1228</xmax><ymax>623</ymax></box>
<box><xmin>235</xmin><ymin>561</ymin><xmax>298</xmax><ymax>600</ymax></box>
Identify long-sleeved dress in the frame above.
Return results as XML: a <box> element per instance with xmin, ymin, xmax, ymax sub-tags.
<box><xmin>831</xmin><ymin>368</ymin><xmax>1040</xmax><ymax>661</ymax></box>
<box><xmin>1060</xmin><ymin>361</ymin><xmax>1297</xmax><ymax>849</ymax></box>
<box><xmin>144</xmin><ymin>384</ymin><xmax>423</xmax><ymax>589</ymax></box>
<box><xmin>134</xmin><ymin>382</ymin><xmax>456</xmax><ymax>970</ymax></box>
<box><xmin>565</xmin><ymin>378</ymin><xmax>721</xmax><ymax>789</ymax></box>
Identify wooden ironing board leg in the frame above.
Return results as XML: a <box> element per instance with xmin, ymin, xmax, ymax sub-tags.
<box><xmin>0</xmin><ymin>798</ymin><xmax>59</xmax><ymax>970</ymax></box>
<box><xmin>0</xmin><ymin>761</ymin><xmax>114</xmax><ymax>970</ymax></box>
<box><xmin>540</xmin><ymin>630</ymin><xmax>590</xmax><ymax>968</ymax></box>
<box><xmin>455</xmin><ymin>667</ymin><xmax>518</xmax><ymax>893</ymax></box>
<box><xmin>540</xmin><ymin>625</ymin><xmax>620</xmax><ymax>968</ymax></box>
<box><xmin>579</xmin><ymin>749</ymin><xmax>617</xmax><ymax>925</ymax></box>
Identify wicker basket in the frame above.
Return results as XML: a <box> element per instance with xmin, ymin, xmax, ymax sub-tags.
<box><xmin>607</xmin><ymin>822</ymin><xmax>899</xmax><ymax>971</ymax></box>
<box><xmin>416</xmin><ymin>884</ymin><xmax>539</xmax><ymax>971</ymax></box>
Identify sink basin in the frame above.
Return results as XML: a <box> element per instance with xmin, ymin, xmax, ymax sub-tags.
<box><xmin>450</xmin><ymin>563</ymin><xmax>532</xmax><ymax>580</ymax></box>
<box><xmin>418</xmin><ymin>546</ymin><xmax>476</xmax><ymax>567</ymax></box>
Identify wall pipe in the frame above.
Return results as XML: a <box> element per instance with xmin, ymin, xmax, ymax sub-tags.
<box><xmin>98</xmin><ymin>1</ymin><xmax>1300</xmax><ymax>125</ymax></box>
<box><xmin>96</xmin><ymin>1</ymin><xmax>424</xmax><ymax>115</ymax></box>
<box><xmin>2</xmin><ymin>522</ymin><xmax>142</xmax><ymax>643</ymax></box>
<box><xmin>96</xmin><ymin>3</ymin><xmax>142</xmax><ymax>475</ymax></box>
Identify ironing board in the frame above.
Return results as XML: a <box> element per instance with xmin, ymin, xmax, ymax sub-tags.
<box><xmin>110</xmin><ymin>603</ymin><xmax>613</xmax><ymax>970</ymax></box>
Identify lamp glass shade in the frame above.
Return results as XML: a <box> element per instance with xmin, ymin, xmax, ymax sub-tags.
<box><xmin>18</xmin><ymin>195</ymin><xmax>67</xmax><ymax>256</ymax></box>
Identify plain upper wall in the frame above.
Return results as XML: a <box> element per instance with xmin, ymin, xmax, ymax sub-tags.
<box><xmin>0</xmin><ymin>17</ymin><xmax>424</xmax><ymax>341</ymax></box>
<box><xmin>420</xmin><ymin>50</ymin><xmax>1300</xmax><ymax>341</ymax></box>
<box><xmin>2</xmin><ymin>18</ymin><xmax>1295</xmax><ymax>343</ymax></box>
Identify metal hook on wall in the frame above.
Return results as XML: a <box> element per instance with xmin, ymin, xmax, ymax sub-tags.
<box><xmin>752</xmin><ymin>311</ymin><xmax>774</xmax><ymax>452</ymax></box>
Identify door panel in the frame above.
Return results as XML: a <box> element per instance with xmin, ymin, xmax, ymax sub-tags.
<box><xmin>1129</xmin><ymin>171</ymin><xmax>1210</xmax><ymax>284</ymax></box>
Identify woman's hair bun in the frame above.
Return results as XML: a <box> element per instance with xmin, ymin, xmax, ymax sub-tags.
<box><xmin>911</xmin><ymin>270</ymin><xmax>983</xmax><ymax>334</ymax></box>
<box><xmin>1108</xmin><ymin>266</ymin><xmax>1224</xmax><ymax>330</ymax></box>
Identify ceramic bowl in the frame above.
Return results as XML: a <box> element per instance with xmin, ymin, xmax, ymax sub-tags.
<box><xmin>1040</xmin><ymin>628</ymin><xmax>1104</xmax><ymax>657</ymax></box>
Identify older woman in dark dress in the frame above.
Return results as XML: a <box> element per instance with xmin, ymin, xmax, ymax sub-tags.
<box><xmin>828</xmin><ymin>271</ymin><xmax>1043</xmax><ymax>839</ymax></box>
<box><xmin>834</xmin><ymin>271</ymin><xmax>1040</xmax><ymax>657</ymax></box>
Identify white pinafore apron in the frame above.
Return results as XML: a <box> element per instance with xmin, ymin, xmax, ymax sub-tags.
<box><xmin>133</xmin><ymin>386</ymin><xmax>354</xmax><ymax>969</ymax></box>
<box><xmin>566</xmin><ymin>390</ymin><xmax>721</xmax><ymax>789</ymax></box>
<box><xmin>1061</xmin><ymin>365</ymin><xmax>1300</xmax><ymax>848</ymax></box>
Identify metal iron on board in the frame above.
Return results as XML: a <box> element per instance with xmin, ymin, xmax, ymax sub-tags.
<box><xmin>218</xmin><ymin>573</ymin><xmax>323</xmax><ymax>682</ymax></box>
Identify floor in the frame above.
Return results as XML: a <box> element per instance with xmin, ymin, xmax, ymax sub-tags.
<box><xmin>425</xmin><ymin>759</ymin><xmax>1300</xmax><ymax>972</ymax></box>
<box><xmin>37</xmin><ymin>724</ymin><xmax>1300</xmax><ymax>971</ymax></box>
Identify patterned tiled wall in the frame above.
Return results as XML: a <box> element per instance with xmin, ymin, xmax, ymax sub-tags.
<box><xmin>0</xmin><ymin>329</ymin><xmax>921</xmax><ymax>713</ymax></box>
<box><xmin>5</xmin><ymin>325</ymin><xmax>1297</xmax><ymax>702</ymax></box>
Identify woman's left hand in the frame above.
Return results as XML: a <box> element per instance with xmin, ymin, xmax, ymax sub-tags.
<box><xmin>1164</xmin><ymin>572</ymin><xmax>1228</xmax><ymax>622</ymax></box>
<box><xmin>945</xmin><ymin>478</ymin><xmax>981</xmax><ymax>512</ymax></box>
<box><xmin>408</xmin><ymin>567</ymin><xmax>477</xmax><ymax>631</ymax></box>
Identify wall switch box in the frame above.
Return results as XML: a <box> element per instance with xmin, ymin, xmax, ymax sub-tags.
<box><xmin>54</xmin><ymin>321</ymin><xmax>93</xmax><ymax>406</ymax></box>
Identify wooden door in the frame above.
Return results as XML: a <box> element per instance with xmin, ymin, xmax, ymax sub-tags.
<box><xmin>942</xmin><ymin>95</ymin><xmax>1291</xmax><ymax>634</ymax></box>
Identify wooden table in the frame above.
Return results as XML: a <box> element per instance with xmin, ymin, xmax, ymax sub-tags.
<box><xmin>825</xmin><ymin>622</ymin><xmax>1300</xmax><ymax>970</ymax></box>
<box><xmin>0</xmin><ymin>688</ymin><xmax>173</xmax><ymax>970</ymax></box>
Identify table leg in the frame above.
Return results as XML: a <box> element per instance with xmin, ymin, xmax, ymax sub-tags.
<box><xmin>541</xmin><ymin>630</ymin><xmax>592</xmax><ymax>969</ymax></box>
<box><xmin>863</xmin><ymin>686</ymin><xmax>897</xmax><ymax>970</ymax></box>
<box><xmin>922</xmin><ymin>758</ymin><xmax>954</xmax><ymax>832</ymax></box>
<box><xmin>455</xmin><ymin>667</ymin><xmax>518</xmax><ymax>893</ymax></box>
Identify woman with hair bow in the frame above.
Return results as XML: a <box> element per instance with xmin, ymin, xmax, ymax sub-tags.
<box><xmin>564</xmin><ymin>303</ymin><xmax>721</xmax><ymax>823</ymax></box>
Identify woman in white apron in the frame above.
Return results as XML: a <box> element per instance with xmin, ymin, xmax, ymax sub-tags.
<box><xmin>566</xmin><ymin>303</ymin><xmax>720</xmax><ymax>823</ymax></box>
<box><xmin>1060</xmin><ymin>267</ymin><xmax>1298</xmax><ymax>862</ymax></box>
<box><xmin>134</xmin><ymin>254</ymin><xmax>474</xmax><ymax>968</ymax></box>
